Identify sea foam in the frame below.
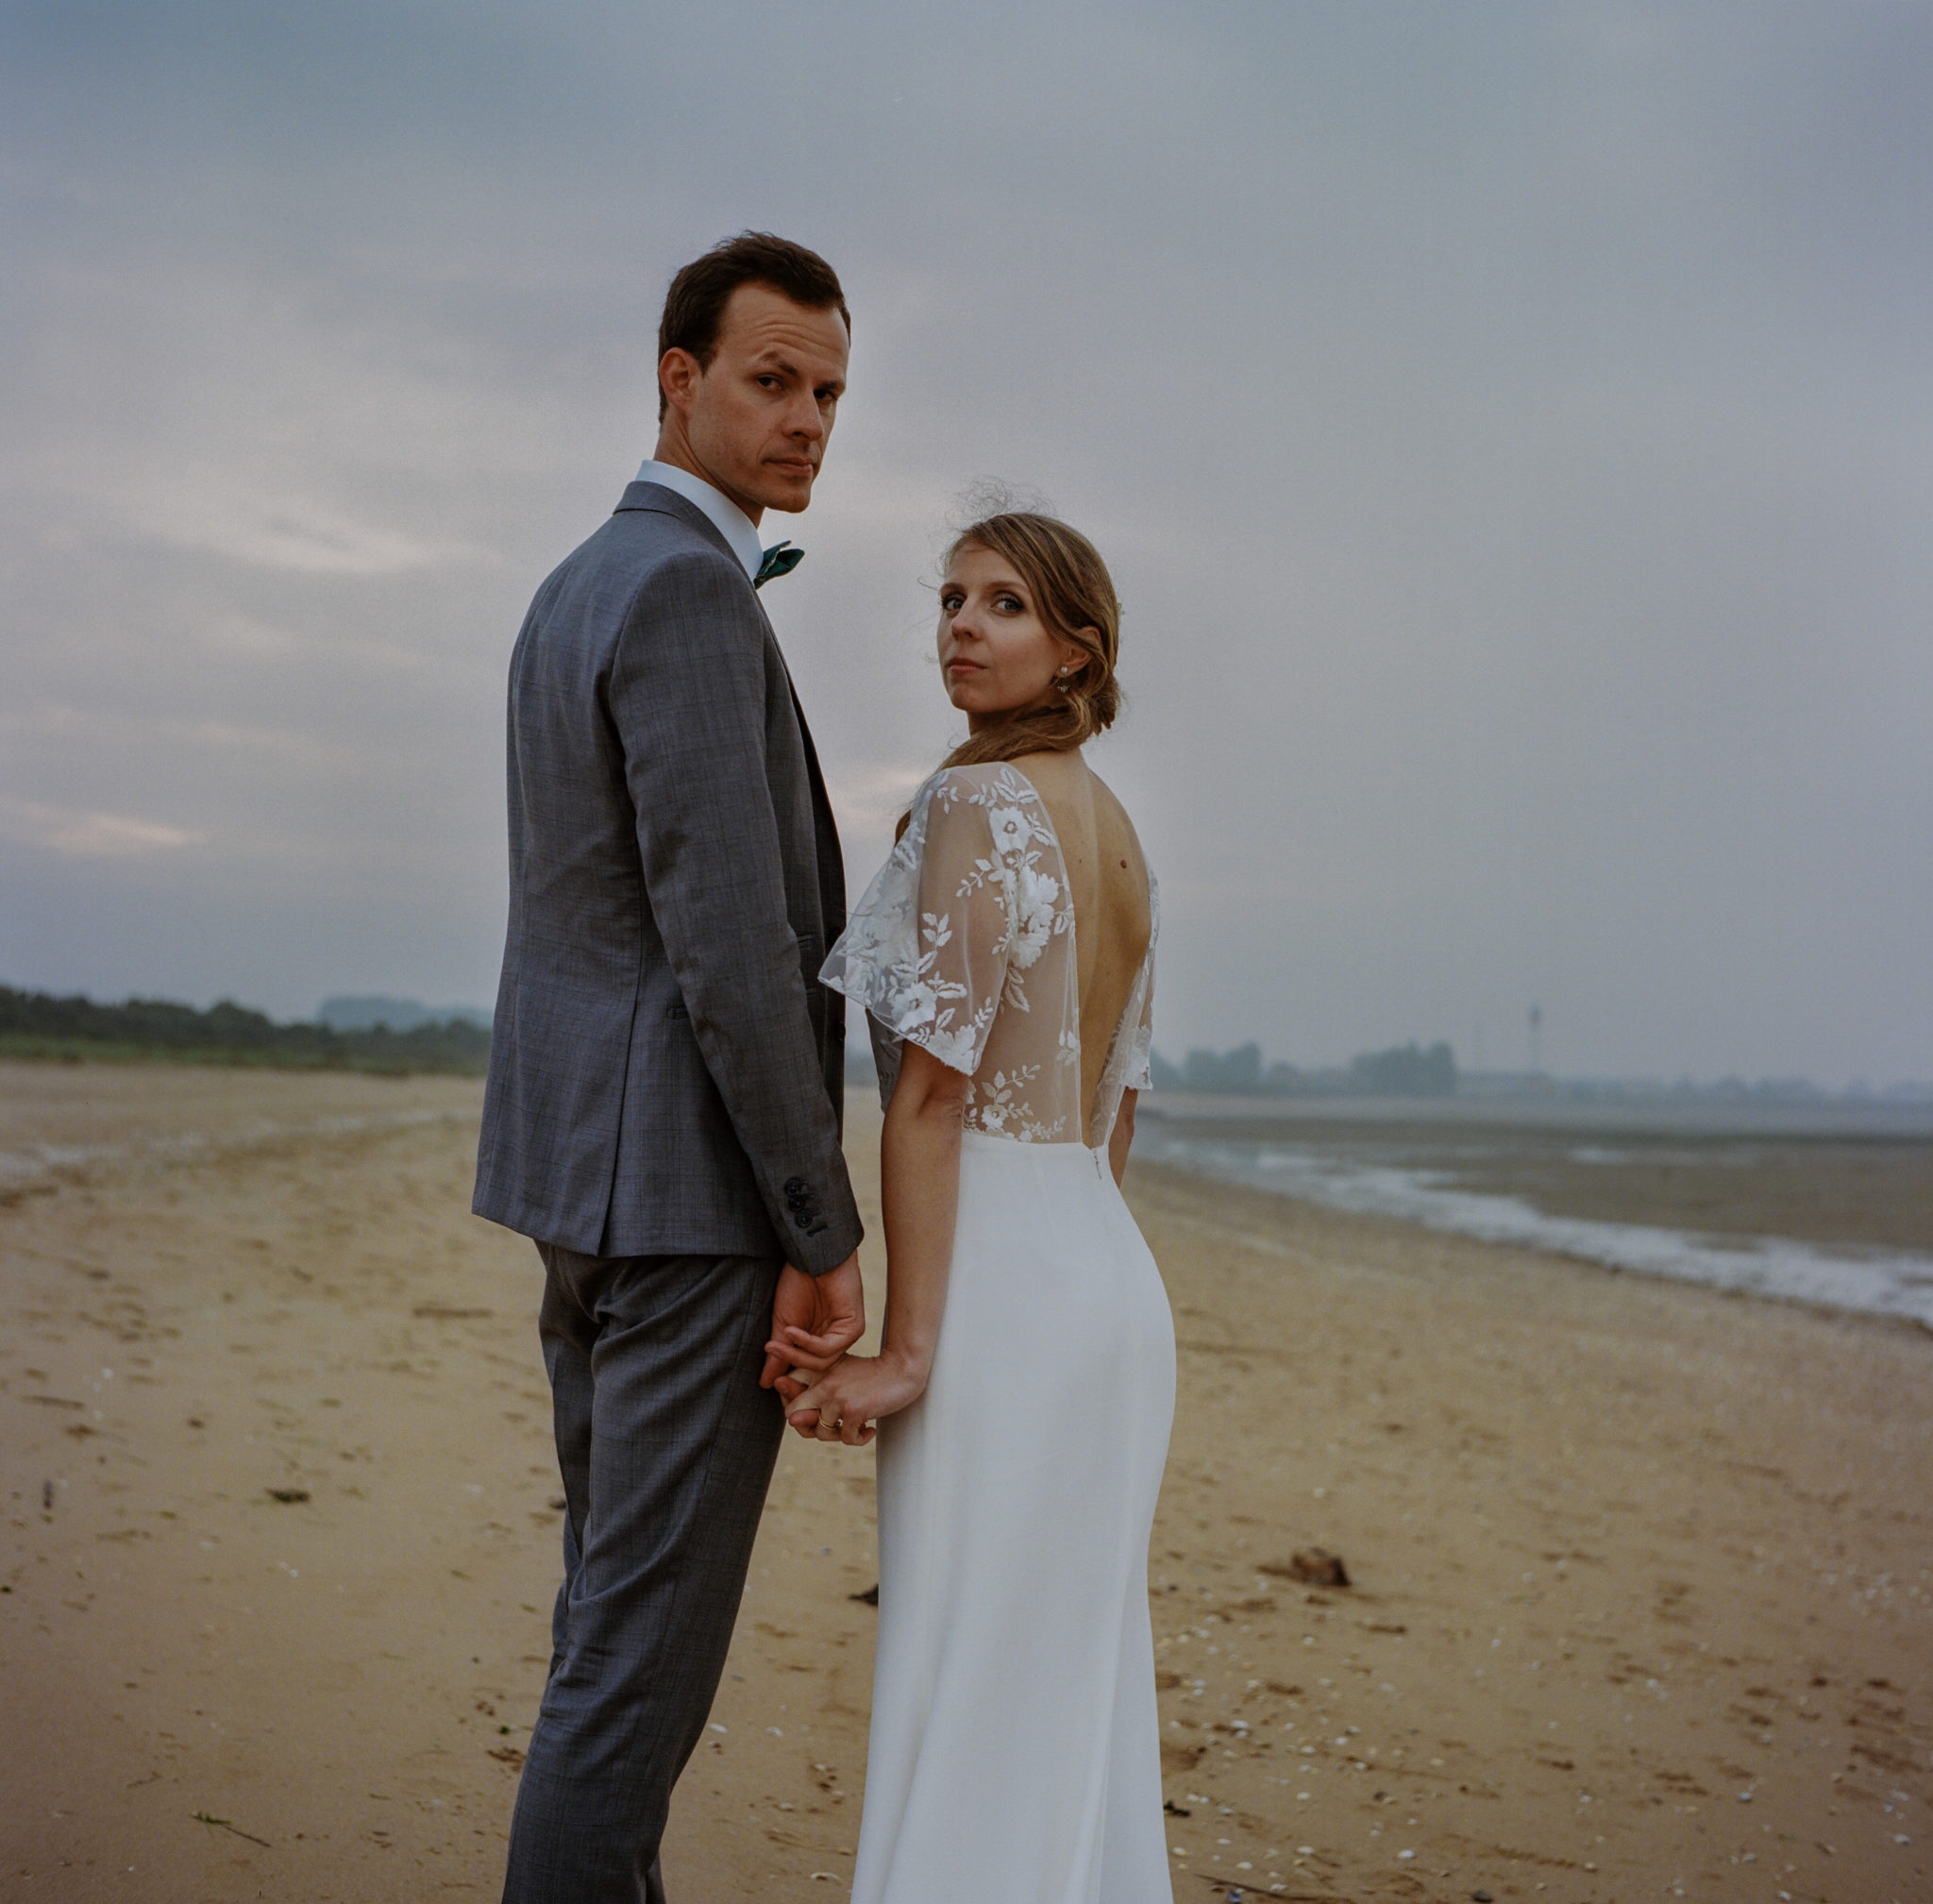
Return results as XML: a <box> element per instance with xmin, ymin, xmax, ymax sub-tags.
<box><xmin>1135</xmin><ymin>1129</ymin><xmax>1933</xmax><ymax>1330</ymax></box>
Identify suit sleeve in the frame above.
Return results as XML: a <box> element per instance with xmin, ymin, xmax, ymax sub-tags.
<box><xmin>609</xmin><ymin>548</ymin><xmax>862</xmax><ymax>1273</ymax></box>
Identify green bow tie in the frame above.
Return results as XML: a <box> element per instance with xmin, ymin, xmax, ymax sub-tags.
<box><xmin>754</xmin><ymin>542</ymin><xmax>803</xmax><ymax>590</ymax></box>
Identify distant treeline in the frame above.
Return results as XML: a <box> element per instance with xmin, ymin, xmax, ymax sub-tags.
<box><xmin>1149</xmin><ymin>1039</ymin><xmax>1457</xmax><ymax>1099</ymax></box>
<box><xmin>0</xmin><ymin>985</ymin><xmax>491</xmax><ymax>1075</ymax></box>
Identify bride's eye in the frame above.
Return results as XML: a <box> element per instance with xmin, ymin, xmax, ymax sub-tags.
<box><xmin>939</xmin><ymin>591</ymin><xmax>964</xmax><ymax>613</ymax></box>
<box><xmin>995</xmin><ymin>593</ymin><xmax>1023</xmax><ymax>613</ymax></box>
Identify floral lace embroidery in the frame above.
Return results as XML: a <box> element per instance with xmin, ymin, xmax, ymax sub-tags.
<box><xmin>820</xmin><ymin>761</ymin><xmax>1155</xmax><ymax>1149</ymax></box>
<box><xmin>929</xmin><ymin>769</ymin><xmax>1073</xmax><ymax>1019</ymax></box>
<box><xmin>966</xmin><ymin>1063</ymin><xmax>1060</xmax><ymax>1142</ymax></box>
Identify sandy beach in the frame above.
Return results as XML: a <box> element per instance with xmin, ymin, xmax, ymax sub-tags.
<box><xmin>3</xmin><ymin>1058</ymin><xmax>1928</xmax><ymax>1902</ymax></box>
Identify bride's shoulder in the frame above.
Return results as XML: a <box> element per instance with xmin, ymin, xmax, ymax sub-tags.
<box><xmin>1072</xmin><ymin>763</ymin><xmax>1144</xmax><ymax>846</ymax></box>
<box><xmin>916</xmin><ymin>760</ymin><xmax>1050</xmax><ymax>817</ymax></box>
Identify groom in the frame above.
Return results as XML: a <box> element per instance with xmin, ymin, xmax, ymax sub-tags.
<box><xmin>474</xmin><ymin>232</ymin><xmax>866</xmax><ymax>1902</ymax></box>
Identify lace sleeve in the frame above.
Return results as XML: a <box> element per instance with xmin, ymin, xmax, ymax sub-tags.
<box><xmin>820</xmin><ymin>768</ymin><xmax>1026</xmax><ymax>1079</ymax></box>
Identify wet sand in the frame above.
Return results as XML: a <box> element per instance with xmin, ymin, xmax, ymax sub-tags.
<box><xmin>2</xmin><ymin>1060</ymin><xmax>1928</xmax><ymax>1900</ymax></box>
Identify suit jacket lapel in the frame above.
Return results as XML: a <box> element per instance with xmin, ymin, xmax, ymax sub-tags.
<box><xmin>754</xmin><ymin>599</ymin><xmax>846</xmax><ymax>928</ymax></box>
<box><xmin>620</xmin><ymin>479</ymin><xmax>846</xmax><ymax>928</ymax></box>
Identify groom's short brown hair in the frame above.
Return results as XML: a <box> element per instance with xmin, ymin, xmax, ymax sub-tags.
<box><xmin>657</xmin><ymin>232</ymin><xmax>850</xmax><ymax>418</ymax></box>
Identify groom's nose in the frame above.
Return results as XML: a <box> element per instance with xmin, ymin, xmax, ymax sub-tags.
<box><xmin>782</xmin><ymin>390</ymin><xmax>826</xmax><ymax>443</ymax></box>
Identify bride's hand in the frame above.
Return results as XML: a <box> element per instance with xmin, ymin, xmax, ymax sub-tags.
<box><xmin>786</xmin><ymin>1354</ymin><xmax>928</xmax><ymax>1447</ymax></box>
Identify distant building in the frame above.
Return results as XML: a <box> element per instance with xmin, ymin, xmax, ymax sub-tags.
<box><xmin>1148</xmin><ymin>1038</ymin><xmax>1458</xmax><ymax>1098</ymax></box>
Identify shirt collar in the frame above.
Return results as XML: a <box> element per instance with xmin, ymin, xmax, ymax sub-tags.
<box><xmin>633</xmin><ymin>459</ymin><xmax>764</xmax><ymax>583</ymax></box>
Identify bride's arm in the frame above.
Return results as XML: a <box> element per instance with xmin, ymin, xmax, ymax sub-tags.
<box><xmin>781</xmin><ymin>1041</ymin><xmax>967</xmax><ymax>1446</ymax></box>
<box><xmin>875</xmin><ymin>1041</ymin><xmax>969</xmax><ymax>1385</ymax></box>
<box><xmin>1107</xmin><ymin>1087</ymin><xmax>1137</xmax><ymax>1188</ymax></box>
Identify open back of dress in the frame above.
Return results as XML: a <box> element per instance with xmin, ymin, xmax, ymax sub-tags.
<box><xmin>823</xmin><ymin>760</ymin><xmax>1157</xmax><ymax>1146</ymax></box>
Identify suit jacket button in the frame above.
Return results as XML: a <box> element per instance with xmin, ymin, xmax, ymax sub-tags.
<box><xmin>782</xmin><ymin>1176</ymin><xmax>807</xmax><ymax>1196</ymax></box>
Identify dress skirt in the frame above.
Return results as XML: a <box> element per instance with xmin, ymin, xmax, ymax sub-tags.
<box><xmin>849</xmin><ymin>1131</ymin><xmax>1178</xmax><ymax>1904</ymax></box>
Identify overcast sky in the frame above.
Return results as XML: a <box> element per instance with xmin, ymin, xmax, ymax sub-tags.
<box><xmin>4</xmin><ymin>0</ymin><xmax>1929</xmax><ymax>1084</ymax></box>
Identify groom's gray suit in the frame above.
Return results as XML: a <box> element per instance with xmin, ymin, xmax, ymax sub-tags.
<box><xmin>476</xmin><ymin>479</ymin><xmax>863</xmax><ymax>1902</ymax></box>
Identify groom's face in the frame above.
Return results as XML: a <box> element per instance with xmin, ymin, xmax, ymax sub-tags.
<box><xmin>665</xmin><ymin>283</ymin><xmax>849</xmax><ymax>520</ymax></box>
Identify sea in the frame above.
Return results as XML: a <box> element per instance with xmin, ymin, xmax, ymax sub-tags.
<box><xmin>1133</xmin><ymin>1095</ymin><xmax>1933</xmax><ymax>1331</ymax></box>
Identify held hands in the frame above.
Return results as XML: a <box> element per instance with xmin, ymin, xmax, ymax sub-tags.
<box><xmin>761</xmin><ymin>1250</ymin><xmax>929</xmax><ymax>1446</ymax></box>
<box><xmin>760</xmin><ymin>1254</ymin><xmax>866</xmax><ymax>1397</ymax></box>
<box><xmin>783</xmin><ymin>1352</ymin><xmax>929</xmax><ymax>1447</ymax></box>
<box><xmin>781</xmin><ymin>1042</ymin><xmax>956</xmax><ymax>1446</ymax></box>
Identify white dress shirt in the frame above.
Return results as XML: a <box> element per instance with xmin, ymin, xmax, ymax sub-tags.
<box><xmin>633</xmin><ymin>458</ymin><xmax>765</xmax><ymax>583</ymax></box>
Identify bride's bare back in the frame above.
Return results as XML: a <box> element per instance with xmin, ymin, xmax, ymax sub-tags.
<box><xmin>1006</xmin><ymin>751</ymin><xmax>1151</xmax><ymax>1130</ymax></box>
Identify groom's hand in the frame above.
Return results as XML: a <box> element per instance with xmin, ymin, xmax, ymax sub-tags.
<box><xmin>761</xmin><ymin>1253</ymin><xmax>865</xmax><ymax>1392</ymax></box>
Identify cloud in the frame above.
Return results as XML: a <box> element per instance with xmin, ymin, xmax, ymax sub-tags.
<box><xmin>0</xmin><ymin>799</ymin><xmax>206</xmax><ymax>858</ymax></box>
<box><xmin>93</xmin><ymin>465</ymin><xmax>483</xmax><ymax>578</ymax></box>
<box><xmin>0</xmin><ymin>1</ymin><xmax>1927</xmax><ymax>1077</ymax></box>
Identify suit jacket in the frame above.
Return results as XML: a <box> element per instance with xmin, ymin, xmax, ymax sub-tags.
<box><xmin>473</xmin><ymin>480</ymin><xmax>862</xmax><ymax>1273</ymax></box>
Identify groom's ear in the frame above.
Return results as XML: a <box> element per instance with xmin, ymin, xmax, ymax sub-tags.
<box><xmin>658</xmin><ymin>346</ymin><xmax>701</xmax><ymax>421</ymax></box>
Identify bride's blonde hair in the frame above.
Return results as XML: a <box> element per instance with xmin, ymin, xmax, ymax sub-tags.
<box><xmin>936</xmin><ymin>509</ymin><xmax>1122</xmax><ymax>771</ymax></box>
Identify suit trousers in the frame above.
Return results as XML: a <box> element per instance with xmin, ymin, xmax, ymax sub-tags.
<box><xmin>500</xmin><ymin>1245</ymin><xmax>786</xmax><ymax>1904</ymax></box>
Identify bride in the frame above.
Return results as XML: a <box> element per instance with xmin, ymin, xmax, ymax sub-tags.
<box><xmin>779</xmin><ymin>508</ymin><xmax>1176</xmax><ymax>1903</ymax></box>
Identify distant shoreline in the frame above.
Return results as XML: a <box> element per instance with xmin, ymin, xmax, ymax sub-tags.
<box><xmin>0</xmin><ymin>985</ymin><xmax>490</xmax><ymax>1078</ymax></box>
<box><xmin>1135</xmin><ymin>1096</ymin><xmax>1933</xmax><ymax>1331</ymax></box>
<box><xmin>1139</xmin><ymin>1088</ymin><xmax>1933</xmax><ymax>1142</ymax></box>
<box><xmin>0</xmin><ymin>1035</ymin><xmax>486</xmax><ymax>1077</ymax></box>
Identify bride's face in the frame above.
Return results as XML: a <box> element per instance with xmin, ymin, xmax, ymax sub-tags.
<box><xmin>937</xmin><ymin>545</ymin><xmax>1084</xmax><ymax>733</ymax></box>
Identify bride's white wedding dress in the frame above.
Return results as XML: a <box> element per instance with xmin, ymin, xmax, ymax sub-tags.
<box><xmin>822</xmin><ymin>761</ymin><xmax>1176</xmax><ymax>1904</ymax></box>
